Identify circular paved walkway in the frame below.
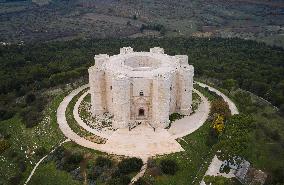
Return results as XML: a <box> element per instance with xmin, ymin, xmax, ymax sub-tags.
<box><xmin>57</xmin><ymin>85</ymin><xmax>183</xmax><ymax>159</ymax></box>
<box><xmin>57</xmin><ymin>82</ymin><xmax>238</xmax><ymax>159</ymax></box>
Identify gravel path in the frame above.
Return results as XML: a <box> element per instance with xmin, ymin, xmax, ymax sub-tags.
<box><xmin>73</xmin><ymin>90</ymin><xmax>109</xmax><ymax>139</ymax></box>
<box><xmin>56</xmin><ymin>85</ymin><xmax>108</xmax><ymax>152</ymax></box>
<box><xmin>196</xmin><ymin>82</ymin><xmax>239</xmax><ymax>115</ymax></box>
<box><xmin>168</xmin><ymin>89</ymin><xmax>210</xmax><ymax>139</ymax></box>
<box><xmin>129</xmin><ymin>161</ymin><xmax>148</xmax><ymax>185</ymax></box>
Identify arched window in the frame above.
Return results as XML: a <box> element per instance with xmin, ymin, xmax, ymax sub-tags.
<box><xmin>110</xmin><ymin>86</ymin><xmax>112</xmax><ymax>90</ymax></box>
<box><xmin>139</xmin><ymin>108</ymin><xmax>145</xmax><ymax>116</ymax></box>
<box><xmin>140</xmin><ymin>91</ymin><xmax>144</xmax><ymax>96</ymax></box>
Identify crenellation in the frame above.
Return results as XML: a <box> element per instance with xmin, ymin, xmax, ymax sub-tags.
<box><xmin>150</xmin><ymin>47</ymin><xmax>164</xmax><ymax>54</ymax></box>
<box><xmin>120</xmin><ymin>47</ymin><xmax>134</xmax><ymax>54</ymax></box>
<box><xmin>94</xmin><ymin>54</ymin><xmax>109</xmax><ymax>68</ymax></box>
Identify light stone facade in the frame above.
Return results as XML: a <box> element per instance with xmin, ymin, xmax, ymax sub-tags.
<box><xmin>88</xmin><ymin>47</ymin><xmax>194</xmax><ymax>129</ymax></box>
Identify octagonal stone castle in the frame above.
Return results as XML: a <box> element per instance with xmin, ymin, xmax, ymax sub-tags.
<box><xmin>88</xmin><ymin>47</ymin><xmax>194</xmax><ymax>129</ymax></box>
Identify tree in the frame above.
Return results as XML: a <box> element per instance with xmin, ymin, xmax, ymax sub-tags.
<box><xmin>160</xmin><ymin>159</ymin><xmax>178</xmax><ymax>175</ymax></box>
<box><xmin>95</xmin><ymin>156</ymin><xmax>112</xmax><ymax>168</ymax></box>
<box><xmin>210</xmin><ymin>100</ymin><xmax>231</xmax><ymax>120</ymax></box>
<box><xmin>222</xmin><ymin>79</ymin><xmax>237</xmax><ymax>92</ymax></box>
<box><xmin>213</xmin><ymin>114</ymin><xmax>225</xmax><ymax>135</ymax></box>
<box><xmin>25</xmin><ymin>93</ymin><xmax>36</xmax><ymax>104</ymax></box>
<box><xmin>117</xmin><ymin>157</ymin><xmax>143</xmax><ymax>175</ymax></box>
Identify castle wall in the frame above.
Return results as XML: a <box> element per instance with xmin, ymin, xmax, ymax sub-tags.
<box><xmin>88</xmin><ymin>68</ymin><xmax>106</xmax><ymax>115</ymax></box>
<box><xmin>130</xmin><ymin>78</ymin><xmax>152</xmax><ymax>124</ymax></box>
<box><xmin>151</xmin><ymin>73</ymin><xmax>171</xmax><ymax>128</ymax></box>
<box><xmin>112</xmin><ymin>75</ymin><xmax>130</xmax><ymax>129</ymax></box>
<box><xmin>169</xmin><ymin>71</ymin><xmax>178</xmax><ymax>114</ymax></box>
<box><xmin>179</xmin><ymin>65</ymin><xmax>194</xmax><ymax>115</ymax></box>
<box><xmin>132</xmin><ymin>78</ymin><xmax>151</xmax><ymax>96</ymax></box>
<box><xmin>105</xmin><ymin>71</ymin><xmax>113</xmax><ymax>113</ymax></box>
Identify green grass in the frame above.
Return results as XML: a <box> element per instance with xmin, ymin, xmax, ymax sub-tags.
<box><xmin>0</xmin><ymin>93</ymin><xmax>66</xmax><ymax>184</ymax></box>
<box><xmin>65</xmin><ymin>88</ymin><xmax>94</xmax><ymax>138</ymax></box>
<box><xmin>194</xmin><ymin>84</ymin><xmax>217</xmax><ymax>101</ymax></box>
<box><xmin>229</xmin><ymin>89</ymin><xmax>284</xmax><ymax>177</ymax></box>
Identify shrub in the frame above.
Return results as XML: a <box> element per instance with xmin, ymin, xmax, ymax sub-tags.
<box><xmin>0</xmin><ymin>139</ymin><xmax>10</xmax><ymax>154</ymax></box>
<box><xmin>8</xmin><ymin>173</ymin><xmax>22</xmax><ymax>185</ymax></box>
<box><xmin>147</xmin><ymin>166</ymin><xmax>162</xmax><ymax>177</ymax></box>
<box><xmin>108</xmin><ymin>175</ymin><xmax>131</xmax><ymax>185</ymax></box>
<box><xmin>210</xmin><ymin>99</ymin><xmax>231</xmax><ymax>120</ymax></box>
<box><xmin>117</xmin><ymin>157</ymin><xmax>143</xmax><ymax>175</ymax></box>
<box><xmin>206</xmin><ymin>127</ymin><xmax>218</xmax><ymax>146</ymax></box>
<box><xmin>160</xmin><ymin>159</ymin><xmax>178</xmax><ymax>175</ymax></box>
<box><xmin>169</xmin><ymin>113</ymin><xmax>184</xmax><ymax>122</ymax></box>
<box><xmin>95</xmin><ymin>156</ymin><xmax>112</xmax><ymax>168</ymax></box>
<box><xmin>35</xmin><ymin>146</ymin><xmax>47</xmax><ymax>157</ymax></box>
<box><xmin>134</xmin><ymin>178</ymin><xmax>149</xmax><ymax>185</ymax></box>
<box><xmin>25</xmin><ymin>93</ymin><xmax>36</xmax><ymax>104</ymax></box>
<box><xmin>147</xmin><ymin>158</ymin><xmax>157</xmax><ymax>168</ymax></box>
<box><xmin>61</xmin><ymin>152</ymin><xmax>83</xmax><ymax>172</ymax></box>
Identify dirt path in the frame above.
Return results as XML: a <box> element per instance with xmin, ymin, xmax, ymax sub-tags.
<box><xmin>196</xmin><ymin>81</ymin><xmax>239</xmax><ymax>115</ymax></box>
<box><xmin>129</xmin><ymin>160</ymin><xmax>148</xmax><ymax>185</ymax></box>
<box><xmin>24</xmin><ymin>139</ymin><xmax>71</xmax><ymax>185</ymax></box>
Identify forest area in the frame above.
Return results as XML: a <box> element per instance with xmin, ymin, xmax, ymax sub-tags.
<box><xmin>0</xmin><ymin>37</ymin><xmax>284</xmax><ymax>126</ymax></box>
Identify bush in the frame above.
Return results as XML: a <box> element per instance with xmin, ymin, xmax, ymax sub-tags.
<box><xmin>95</xmin><ymin>156</ymin><xmax>112</xmax><ymax>168</ymax></box>
<box><xmin>25</xmin><ymin>93</ymin><xmax>36</xmax><ymax>104</ymax></box>
<box><xmin>21</xmin><ymin>108</ymin><xmax>42</xmax><ymax>128</ymax></box>
<box><xmin>108</xmin><ymin>175</ymin><xmax>131</xmax><ymax>185</ymax></box>
<box><xmin>134</xmin><ymin>178</ymin><xmax>149</xmax><ymax>185</ymax></box>
<box><xmin>117</xmin><ymin>157</ymin><xmax>143</xmax><ymax>175</ymax></box>
<box><xmin>8</xmin><ymin>173</ymin><xmax>23</xmax><ymax>185</ymax></box>
<box><xmin>206</xmin><ymin>127</ymin><xmax>218</xmax><ymax>146</ymax></box>
<box><xmin>35</xmin><ymin>146</ymin><xmax>47</xmax><ymax>157</ymax></box>
<box><xmin>0</xmin><ymin>139</ymin><xmax>10</xmax><ymax>154</ymax></box>
<box><xmin>61</xmin><ymin>152</ymin><xmax>84</xmax><ymax>172</ymax></box>
<box><xmin>210</xmin><ymin>100</ymin><xmax>231</xmax><ymax>120</ymax></box>
<box><xmin>169</xmin><ymin>113</ymin><xmax>184</xmax><ymax>122</ymax></box>
<box><xmin>160</xmin><ymin>159</ymin><xmax>178</xmax><ymax>175</ymax></box>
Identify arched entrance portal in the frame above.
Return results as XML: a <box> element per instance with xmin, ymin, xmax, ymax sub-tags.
<box><xmin>138</xmin><ymin>108</ymin><xmax>145</xmax><ymax>117</ymax></box>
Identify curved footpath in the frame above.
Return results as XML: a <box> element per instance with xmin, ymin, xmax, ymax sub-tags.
<box><xmin>73</xmin><ymin>90</ymin><xmax>109</xmax><ymax>139</ymax></box>
<box><xmin>56</xmin><ymin>84</ymin><xmax>108</xmax><ymax>152</ymax></box>
<box><xmin>168</xmin><ymin>89</ymin><xmax>210</xmax><ymax>139</ymax></box>
<box><xmin>196</xmin><ymin>81</ymin><xmax>239</xmax><ymax>115</ymax></box>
